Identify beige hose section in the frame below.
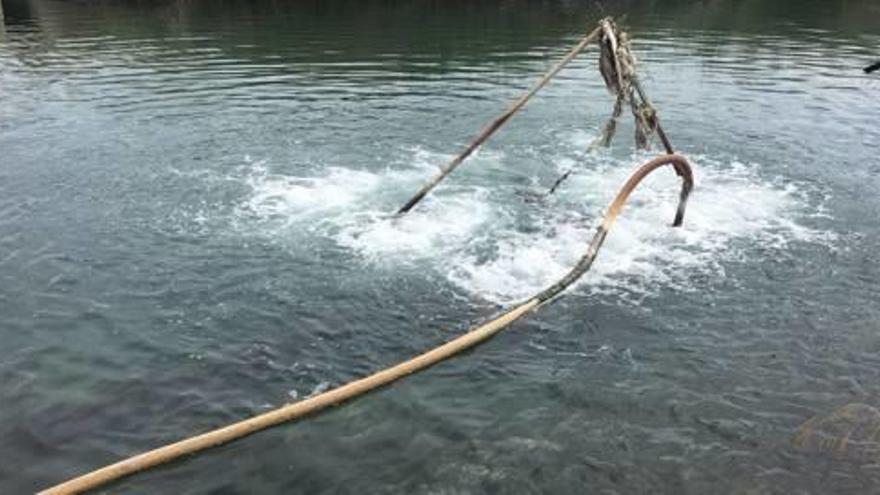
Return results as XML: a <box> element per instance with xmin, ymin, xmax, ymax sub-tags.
<box><xmin>40</xmin><ymin>154</ymin><xmax>693</xmax><ymax>494</ymax></box>
<box><xmin>397</xmin><ymin>27</ymin><xmax>601</xmax><ymax>214</ymax></box>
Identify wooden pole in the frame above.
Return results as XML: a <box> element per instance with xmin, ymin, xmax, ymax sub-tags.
<box><xmin>397</xmin><ymin>27</ymin><xmax>601</xmax><ymax>214</ymax></box>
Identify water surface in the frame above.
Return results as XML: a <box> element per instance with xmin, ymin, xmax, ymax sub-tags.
<box><xmin>1</xmin><ymin>0</ymin><xmax>880</xmax><ymax>493</ymax></box>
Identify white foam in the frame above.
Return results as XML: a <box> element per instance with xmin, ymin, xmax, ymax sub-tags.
<box><xmin>446</xmin><ymin>155</ymin><xmax>833</xmax><ymax>303</ymax></box>
<box><xmin>448</xmin><ymin>221</ymin><xmax>591</xmax><ymax>303</ymax></box>
<box><xmin>238</xmin><ymin>149</ymin><xmax>496</xmax><ymax>260</ymax></box>
<box><xmin>234</xmin><ymin>148</ymin><xmax>834</xmax><ymax>305</ymax></box>
<box><xmin>334</xmin><ymin>192</ymin><xmax>492</xmax><ymax>261</ymax></box>
<box><xmin>243</xmin><ymin>162</ymin><xmax>383</xmax><ymax>220</ymax></box>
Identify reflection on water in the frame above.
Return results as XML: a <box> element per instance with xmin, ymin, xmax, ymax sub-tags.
<box><xmin>1</xmin><ymin>0</ymin><xmax>880</xmax><ymax>493</ymax></box>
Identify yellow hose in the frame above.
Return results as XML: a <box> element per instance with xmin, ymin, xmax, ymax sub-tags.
<box><xmin>40</xmin><ymin>154</ymin><xmax>694</xmax><ymax>494</ymax></box>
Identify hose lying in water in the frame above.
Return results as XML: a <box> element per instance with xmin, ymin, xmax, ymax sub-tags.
<box><xmin>396</xmin><ymin>26</ymin><xmax>602</xmax><ymax>215</ymax></box>
<box><xmin>40</xmin><ymin>153</ymin><xmax>694</xmax><ymax>494</ymax></box>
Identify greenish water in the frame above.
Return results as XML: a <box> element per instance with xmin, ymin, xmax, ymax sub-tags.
<box><xmin>1</xmin><ymin>0</ymin><xmax>879</xmax><ymax>493</ymax></box>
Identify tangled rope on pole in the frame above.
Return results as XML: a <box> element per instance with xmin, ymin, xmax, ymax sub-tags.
<box><xmin>547</xmin><ymin>18</ymin><xmax>678</xmax><ymax>196</ymax></box>
<box><xmin>40</xmin><ymin>153</ymin><xmax>693</xmax><ymax>495</ymax></box>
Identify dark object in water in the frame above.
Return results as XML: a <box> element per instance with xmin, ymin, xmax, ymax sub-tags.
<box><xmin>865</xmin><ymin>61</ymin><xmax>880</xmax><ymax>74</ymax></box>
<box><xmin>794</xmin><ymin>403</ymin><xmax>880</xmax><ymax>461</ymax></box>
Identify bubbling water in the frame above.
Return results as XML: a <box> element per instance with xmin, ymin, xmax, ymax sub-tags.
<box><xmin>239</xmin><ymin>147</ymin><xmax>833</xmax><ymax>304</ymax></box>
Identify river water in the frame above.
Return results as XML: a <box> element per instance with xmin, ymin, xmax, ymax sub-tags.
<box><xmin>1</xmin><ymin>0</ymin><xmax>879</xmax><ymax>493</ymax></box>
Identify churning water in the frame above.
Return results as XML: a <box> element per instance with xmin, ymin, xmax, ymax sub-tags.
<box><xmin>240</xmin><ymin>145</ymin><xmax>832</xmax><ymax>304</ymax></box>
<box><xmin>1</xmin><ymin>0</ymin><xmax>879</xmax><ymax>493</ymax></box>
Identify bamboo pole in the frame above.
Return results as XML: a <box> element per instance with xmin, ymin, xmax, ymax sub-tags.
<box><xmin>396</xmin><ymin>27</ymin><xmax>601</xmax><ymax>214</ymax></box>
<box><xmin>40</xmin><ymin>154</ymin><xmax>693</xmax><ymax>495</ymax></box>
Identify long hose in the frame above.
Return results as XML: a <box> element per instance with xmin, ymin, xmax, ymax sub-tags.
<box><xmin>40</xmin><ymin>153</ymin><xmax>694</xmax><ymax>494</ymax></box>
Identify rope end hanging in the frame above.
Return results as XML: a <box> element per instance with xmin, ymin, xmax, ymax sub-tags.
<box><xmin>548</xmin><ymin>17</ymin><xmax>679</xmax><ymax>196</ymax></box>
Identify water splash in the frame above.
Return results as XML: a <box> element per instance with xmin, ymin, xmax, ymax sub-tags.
<box><xmin>243</xmin><ymin>162</ymin><xmax>384</xmax><ymax>221</ymax></box>
<box><xmin>237</xmin><ymin>148</ymin><xmax>834</xmax><ymax>304</ymax></box>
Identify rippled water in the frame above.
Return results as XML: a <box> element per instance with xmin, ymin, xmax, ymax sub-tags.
<box><xmin>2</xmin><ymin>0</ymin><xmax>880</xmax><ymax>493</ymax></box>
